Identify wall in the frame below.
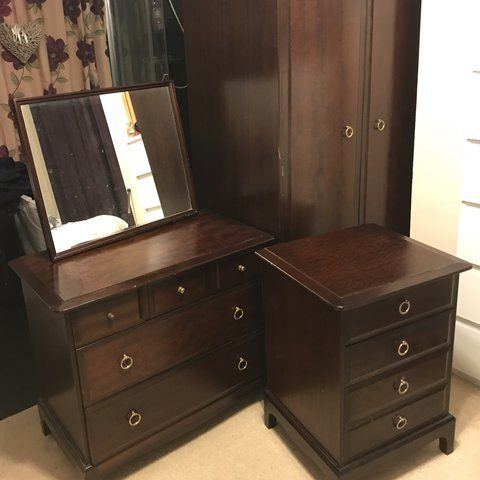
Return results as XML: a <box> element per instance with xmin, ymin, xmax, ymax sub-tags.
<box><xmin>411</xmin><ymin>0</ymin><xmax>480</xmax><ymax>383</ymax></box>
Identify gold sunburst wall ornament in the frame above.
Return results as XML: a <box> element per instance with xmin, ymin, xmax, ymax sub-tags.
<box><xmin>0</xmin><ymin>22</ymin><xmax>43</xmax><ymax>64</ymax></box>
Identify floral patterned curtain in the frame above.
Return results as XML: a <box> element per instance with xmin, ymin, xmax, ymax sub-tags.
<box><xmin>0</xmin><ymin>0</ymin><xmax>112</xmax><ymax>160</ymax></box>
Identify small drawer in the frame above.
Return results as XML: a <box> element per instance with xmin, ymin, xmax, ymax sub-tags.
<box><xmin>347</xmin><ymin>353</ymin><xmax>449</xmax><ymax>424</ymax></box>
<box><xmin>346</xmin><ymin>311</ymin><xmax>452</xmax><ymax>383</ymax></box>
<box><xmin>344</xmin><ymin>277</ymin><xmax>454</xmax><ymax>343</ymax></box>
<box><xmin>149</xmin><ymin>267</ymin><xmax>213</xmax><ymax>318</ymax></box>
<box><xmin>77</xmin><ymin>284</ymin><xmax>261</xmax><ymax>406</ymax></box>
<box><xmin>218</xmin><ymin>253</ymin><xmax>261</xmax><ymax>290</ymax></box>
<box><xmin>85</xmin><ymin>334</ymin><xmax>264</xmax><ymax>463</ymax></box>
<box><xmin>71</xmin><ymin>292</ymin><xmax>141</xmax><ymax>348</ymax></box>
<box><xmin>346</xmin><ymin>389</ymin><xmax>448</xmax><ymax>459</ymax></box>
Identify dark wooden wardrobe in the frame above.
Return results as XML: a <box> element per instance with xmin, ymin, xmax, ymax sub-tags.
<box><xmin>183</xmin><ymin>0</ymin><xmax>421</xmax><ymax>239</ymax></box>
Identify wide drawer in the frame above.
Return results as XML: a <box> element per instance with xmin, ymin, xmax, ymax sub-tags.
<box><xmin>218</xmin><ymin>253</ymin><xmax>261</xmax><ymax>290</ymax></box>
<box><xmin>346</xmin><ymin>311</ymin><xmax>452</xmax><ymax>383</ymax></box>
<box><xmin>85</xmin><ymin>334</ymin><xmax>264</xmax><ymax>463</ymax></box>
<box><xmin>77</xmin><ymin>284</ymin><xmax>261</xmax><ymax>406</ymax></box>
<box><xmin>148</xmin><ymin>266</ymin><xmax>214</xmax><ymax>318</ymax></box>
<box><xmin>346</xmin><ymin>389</ymin><xmax>448</xmax><ymax>459</ymax></box>
<box><xmin>71</xmin><ymin>292</ymin><xmax>142</xmax><ymax>348</ymax></box>
<box><xmin>344</xmin><ymin>277</ymin><xmax>454</xmax><ymax>343</ymax></box>
<box><xmin>347</xmin><ymin>352</ymin><xmax>449</xmax><ymax>424</ymax></box>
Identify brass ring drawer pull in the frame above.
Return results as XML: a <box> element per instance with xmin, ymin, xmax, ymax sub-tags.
<box><xmin>342</xmin><ymin>125</ymin><xmax>354</xmax><ymax>139</ymax></box>
<box><xmin>394</xmin><ymin>415</ymin><xmax>408</xmax><ymax>431</ymax></box>
<box><xmin>397</xmin><ymin>378</ymin><xmax>410</xmax><ymax>395</ymax></box>
<box><xmin>237</xmin><ymin>264</ymin><xmax>246</xmax><ymax>273</ymax></box>
<box><xmin>399</xmin><ymin>299</ymin><xmax>411</xmax><ymax>315</ymax></box>
<box><xmin>120</xmin><ymin>354</ymin><xmax>134</xmax><ymax>370</ymax></box>
<box><xmin>233</xmin><ymin>306</ymin><xmax>244</xmax><ymax>320</ymax></box>
<box><xmin>374</xmin><ymin>119</ymin><xmax>386</xmax><ymax>131</ymax></box>
<box><xmin>237</xmin><ymin>357</ymin><xmax>248</xmax><ymax>371</ymax></box>
<box><xmin>397</xmin><ymin>340</ymin><xmax>410</xmax><ymax>357</ymax></box>
<box><xmin>177</xmin><ymin>286</ymin><xmax>186</xmax><ymax>295</ymax></box>
<box><xmin>106</xmin><ymin>312</ymin><xmax>116</xmax><ymax>321</ymax></box>
<box><xmin>127</xmin><ymin>410</ymin><xmax>142</xmax><ymax>427</ymax></box>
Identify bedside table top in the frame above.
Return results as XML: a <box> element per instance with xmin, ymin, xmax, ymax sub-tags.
<box><xmin>256</xmin><ymin>224</ymin><xmax>471</xmax><ymax>310</ymax></box>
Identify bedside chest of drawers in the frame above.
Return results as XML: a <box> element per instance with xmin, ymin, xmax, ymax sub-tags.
<box><xmin>10</xmin><ymin>211</ymin><xmax>273</xmax><ymax>480</ymax></box>
<box><xmin>256</xmin><ymin>225</ymin><xmax>471</xmax><ymax>480</ymax></box>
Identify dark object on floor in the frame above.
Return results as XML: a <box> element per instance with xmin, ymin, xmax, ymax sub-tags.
<box><xmin>0</xmin><ymin>304</ymin><xmax>37</xmax><ymax>420</ymax></box>
<box><xmin>0</xmin><ymin>156</ymin><xmax>37</xmax><ymax>419</ymax></box>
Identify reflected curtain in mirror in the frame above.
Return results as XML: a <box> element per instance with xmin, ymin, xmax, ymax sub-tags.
<box><xmin>27</xmin><ymin>97</ymin><xmax>133</xmax><ymax>226</ymax></box>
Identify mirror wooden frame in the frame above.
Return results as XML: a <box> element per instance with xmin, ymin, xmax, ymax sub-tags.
<box><xmin>15</xmin><ymin>81</ymin><xmax>197</xmax><ymax>262</ymax></box>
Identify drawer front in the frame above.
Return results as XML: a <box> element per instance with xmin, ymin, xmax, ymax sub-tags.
<box><xmin>149</xmin><ymin>267</ymin><xmax>213</xmax><ymax>318</ymax></box>
<box><xmin>78</xmin><ymin>284</ymin><xmax>261</xmax><ymax>406</ymax></box>
<box><xmin>85</xmin><ymin>334</ymin><xmax>264</xmax><ymax>463</ymax></box>
<box><xmin>346</xmin><ymin>311</ymin><xmax>452</xmax><ymax>383</ymax></box>
<box><xmin>344</xmin><ymin>277</ymin><xmax>454</xmax><ymax>343</ymax></box>
<box><xmin>347</xmin><ymin>352</ymin><xmax>449</xmax><ymax>424</ymax></box>
<box><xmin>71</xmin><ymin>292</ymin><xmax>141</xmax><ymax>348</ymax></box>
<box><xmin>347</xmin><ymin>389</ymin><xmax>448</xmax><ymax>459</ymax></box>
<box><xmin>218</xmin><ymin>253</ymin><xmax>261</xmax><ymax>290</ymax></box>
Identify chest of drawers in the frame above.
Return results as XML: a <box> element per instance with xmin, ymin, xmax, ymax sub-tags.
<box><xmin>257</xmin><ymin>225</ymin><xmax>470</xmax><ymax>480</ymax></box>
<box><xmin>10</xmin><ymin>211</ymin><xmax>273</xmax><ymax>480</ymax></box>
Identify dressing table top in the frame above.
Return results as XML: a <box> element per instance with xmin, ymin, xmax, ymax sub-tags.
<box><xmin>257</xmin><ymin>224</ymin><xmax>471</xmax><ymax>311</ymax></box>
<box><xmin>11</xmin><ymin>210</ymin><xmax>273</xmax><ymax>312</ymax></box>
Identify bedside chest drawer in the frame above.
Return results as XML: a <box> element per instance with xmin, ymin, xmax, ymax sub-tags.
<box><xmin>344</xmin><ymin>277</ymin><xmax>454</xmax><ymax>343</ymax></box>
<box><xmin>347</xmin><ymin>389</ymin><xmax>448</xmax><ymax>459</ymax></box>
<box><xmin>77</xmin><ymin>284</ymin><xmax>261</xmax><ymax>406</ymax></box>
<box><xmin>85</xmin><ymin>334</ymin><xmax>264</xmax><ymax>463</ymax></box>
<box><xmin>347</xmin><ymin>311</ymin><xmax>452</xmax><ymax>383</ymax></box>
<box><xmin>71</xmin><ymin>292</ymin><xmax>142</xmax><ymax>348</ymax></box>
<box><xmin>347</xmin><ymin>353</ymin><xmax>449</xmax><ymax>424</ymax></box>
<box><xmin>218</xmin><ymin>253</ymin><xmax>261</xmax><ymax>290</ymax></box>
<box><xmin>149</xmin><ymin>267</ymin><xmax>213</xmax><ymax>318</ymax></box>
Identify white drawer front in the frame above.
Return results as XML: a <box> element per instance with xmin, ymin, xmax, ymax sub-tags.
<box><xmin>457</xmin><ymin>204</ymin><xmax>480</xmax><ymax>266</ymax></box>
<box><xmin>453</xmin><ymin>319</ymin><xmax>480</xmax><ymax>382</ymax></box>
<box><xmin>458</xmin><ymin>267</ymin><xmax>480</xmax><ymax>326</ymax></box>
<box><xmin>462</xmin><ymin>142</ymin><xmax>480</xmax><ymax>205</ymax></box>
<box><xmin>466</xmin><ymin>74</ymin><xmax>480</xmax><ymax>140</ymax></box>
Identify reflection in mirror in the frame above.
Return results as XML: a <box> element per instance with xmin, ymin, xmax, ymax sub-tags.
<box><xmin>19</xmin><ymin>85</ymin><xmax>194</xmax><ymax>256</ymax></box>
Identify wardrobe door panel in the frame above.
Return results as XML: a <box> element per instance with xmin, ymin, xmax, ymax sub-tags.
<box><xmin>364</xmin><ymin>0</ymin><xmax>421</xmax><ymax>235</ymax></box>
<box><xmin>183</xmin><ymin>0</ymin><xmax>280</xmax><ymax>235</ymax></box>
<box><xmin>288</xmin><ymin>0</ymin><xmax>366</xmax><ymax>239</ymax></box>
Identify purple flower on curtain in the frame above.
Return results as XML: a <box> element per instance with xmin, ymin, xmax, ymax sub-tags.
<box><xmin>26</xmin><ymin>0</ymin><xmax>47</xmax><ymax>8</ymax></box>
<box><xmin>91</xmin><ymin>0</ymin><xmax>105</xmax><ymax>19</ymax></box>
<box><xmin>0</xmin><ymin>145</ymin><xmax>9</xmax><ymax>158</ymax></box>
<box><xmin>63</xmin><ymin>0</ymin><xmax>81</xmax><ymax>24</ymax></box>
<box><xmin>7</xmin><ymin>94</ymin><xmax>19</xmax><ymax>130</ymax></box>
<box><xmin>43</xmin><ymin>83</ymin><xmax>57</xmax><ymax>96</ymax></box>
<box><xmin>46</xmin><ymin>36</ymin><xmax>69</xmax><ymax>71</ymax></box>
<box><xmin>76</xmin><ymin>40</ymin><xmax>96</xmax><ymax>67</ymax></box>
<box><xmin>1</xmin><ymin>50</ymin><xmax>37</xmax><ymax>69</ymax></box>
<box><xmin>0</xmin><ymin>0</ymin><xmax>12</xmax><ymax>22</ymax></box>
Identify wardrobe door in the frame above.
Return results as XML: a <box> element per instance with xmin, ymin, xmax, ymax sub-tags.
<box><xmin>363</xmin><ymin>0</ymin><xmax>421</xmax><ymax>235</ymax></box>
<box><xmin>183</xmin><ymin>0</ymin><xmax>280</xmax><ymax>236</ymax></box>
<box><xmin>286</xmin><ymin>0</ymin><xmax>367</xmax><ymax>239</ymax></box>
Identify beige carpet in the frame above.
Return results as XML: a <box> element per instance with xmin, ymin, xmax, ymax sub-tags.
<box><xmin>0</xmin><ymin>376</ymin><xmax>478</xmax><ymax>480</ymax></box>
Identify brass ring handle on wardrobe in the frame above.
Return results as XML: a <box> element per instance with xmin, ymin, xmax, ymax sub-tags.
<box><xmin>342</xmin><ymin>125</ymin><xmax>355</xmax><ymax>139</ymax></box>
<box><xmin>374</xmin><ymin>119</ymin><xmax>386</xmax><ymax>131</ymax></box>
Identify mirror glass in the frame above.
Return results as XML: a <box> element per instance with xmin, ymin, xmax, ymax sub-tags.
<box><xmin>19</xmin><ymin>84</ymin><xmax>194</xmax><ymax>258</ymax></box>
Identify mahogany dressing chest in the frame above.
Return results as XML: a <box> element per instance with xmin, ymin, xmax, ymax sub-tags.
<box><xmin>11</xmin><ymin>211</ymin><xmax>273</xmax><ymax>479</ymax></box>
